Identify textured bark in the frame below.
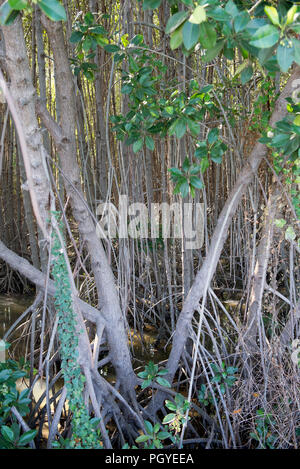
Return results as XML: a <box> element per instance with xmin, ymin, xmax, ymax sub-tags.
<box><xmin>41</xmin><ymin>17</ymin><xmax>136</xmax><ymax>394</ymax></box>
<box><xmin>1</xmin><ymin>14</ymin><xmax>50</xmax><ymax>239</ymax></box>
<box><xmin>243</xmin><ymin>185</ymin><xmax>280</xmax><ymax>351</ymax></box>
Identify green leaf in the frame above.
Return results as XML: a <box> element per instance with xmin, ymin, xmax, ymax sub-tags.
<box><xmin>162</xmin><ymin>413</ymin><xmax>176</xmax><ymax>424</ymax></box>
<box><xmin>145</xmin><ymin>135</ymin><xmax>155</xmax><ymax>151</ymax></box>
<box><xmin>200</xmin><ymin>156</ymin><xmax>209</xmax><ymax>173</ymax></box>
<box><xmin>199</xmin><ymin>22</ymin><xmax>216</xmax><ymax>49</ymax></box>
<box><xmin>286</xmin><ymin>5</ymin><xmax>298</xmax><ymax>25</ymax></box>
<box><xmin>182</xmin><ymin>21</ymin><xmax>200</xmax><ymax>50</ymax></box>
<box><xmin>285</xmin><ymin>226</ymin><xmax>296</xmax><ymax>241</ymax></box>
<box><xmin>18</xmin><ymin>429</ymin><xmax>37</xmax><ymax>447</ymax></box>
<box><xmin>195</xmin><ymin>141</ymin><xmax>208</xmax><ymax>159</ymax></box>
<box><xmin>264</xmin><ymin>6</ymin><xmax>280</xmax><ymax>26</ymax></box>
<box><xmin>0</xmin><ymin>1</ymin><xmax>19</xmax><ymax>25</ymax></box>
<box><xmin>277</xmin><ymin>42</ymin><xmax>294</xmax><ymax>72</ymax></box>
<box><xmin>178</xmin><ymin>180</ymin><xmax>189</xmax><ymax>198</ymax></box>
<box><xmin>136</xmin><ymin>434</ymin><xmax>151</xmax><ymax>442</ymax></box>
<box><xmin>70</xmin><ymin>30</ymin><xmax>84</xmax><ymax>43</ymax></box>
<box><xmin>165</xmin><ymin>400</ymin><xmax>177</xmax><ymax>411</ymax></box>
<box><xmin>166</xmin><ymin>11</ymin><xmax>189</xmax><ymax>34</ymax></box>
<box><xmin>84</xmin><ymin>11</ymin><xmax>94</xmax><ymax>25</ymax></box>
<box><xmin>141</xmin><ymin>378</ymin><xmax>152</xmax><ymax>389</ymax></box>
<box><xmin>202</xmin><ymin>40</ymin><xmax>225</xmax><ymax>62</ymax></box>
<box><xmin>168</xmin><ymin>167</ymin><xmax>183</xmax><ymax>178</ymax></box>
<box><xmin>104</xmin><ymin>44</ymin><xmax>120</xmax><ymax>53</ymax></box>
<box><xmin>225</xmin><ymin>0</ymin><xmax>239</xmax><ymax>18</ymax></box>
<box><xmin>144</xmin><ymin>420</ymin><xmax>153</xmax><ymax>435</ymax></box>
<box><xmin>38</xmin><ymin>0</ymin><xmax>66</xmax><ymax>22</ymax></box>
<box><xmin>226</xmin><ymin>366</ymin><xmax>238</xmax><ymax>374</ymax></box>
<box><xmin>182</xmin><ymin>157</ymin><xmax>190</xmax><ymax>173</ymax></box>
<box><xmin>96</xmin><ymin>35</ymin><xmax>109</xmax><ymax>47</ymax></box>
<box><xmin>170</xmin><ymin>27</ymin><xmax>183</xmax><ymax>50</ymax></box>
<box><xmin>234</xmin><ymin>11</ymin><xmax>250</xmax><ymax>33</ymax></box>
<box><xmin>157</xmin><ymin>431</ymin><xmax>171</xmax><ymax>440</ymax></box>
<box><xmin>156</xmin><ymin>377</ymin><xmax>171</xmax><ymax>387</ymax></box>
<box><xmin>133</xmin><ymin>138</ymin><xmax>143</xmax><ymax>153</ymax></box>
<box><xmin>249</xmin><ymin>25</ymin><xmax>279</xmax><ymax>49</ymax></box>
<box><xmin>169</xmin><ymin>118</ymin><xmax>186</xmax><ymax>139</ymax></box>
<box><xmin>187</xmin><ymin>119</ymin><xmax>200</xmax><ymax>136</ymax></box>
<box><xmin>157</xmin><ymin>368</ymin><xmax>169</xmax><ymax>376</ymax></box>
<box><xmin>8</xmin><ymin>0</ymin><xmax>27</xmax><ymax>10</ymax></box>
<box><xmin>189</xmin><ymin>176</ymin><xmax>203</xmax><ymax>189</ymax></box>
<box><xmin>82</xmin><ymin>36</ymin><xmax>93</xmax><ymax>52</ymax></box>
<box><xmin>189</xmin><ymin>5</ymin><xmax>206</xmax><ymax>24</ymax></box>
<box><xmin>142</xmin><ymin>0</ymin><xmax>161</xmax><ymax>10</ymax></box>
<box><xmin>1</xmin><ymin>426</ymin><xmax>14</xmax><ymax>443</ymax></box>
<box><xmin>210</xmin><ymin>145</ymin><xmax>224</xmax><ymax>163</ymax></box>
<box><xmin>207</xmin><ymin>6</ymin><xmax>231</xmax><ymax>22</ymax></box>
<box><xmin>207</xmin><ymin>127</ymin><xmax>219</xmax><ymax>144</ymax></box>
<box><xmin>275</xmin><ymin>219</ymin><xmax>287</xmax><ymax>228</ymax></box>
<box><xmin>241</xmin><ymin>64</ymin><xmax>253</xmax><ymax>84</ymax></box>
<box><xmin>292</xmin><ymin>39</ymin><xmax>300</xmax><ymax>66</ymax></box>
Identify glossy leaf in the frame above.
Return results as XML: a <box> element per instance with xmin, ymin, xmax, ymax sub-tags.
<box><xmin>38</xmin><ymin>0</ymin><xmax>66</xmax><ymax>22</ymax></box>
<box><xmin>264</xmin><ymin>6</ymin><xmax>280</xmax><ymax>26</ymax></box>
<box><xmin>286</xmin><ymin>5</ymin><xmax>297</xmax><ymax>25</ymax></box>
<box><xmin>166</xmin><ymin>11</ymin><xmax>189</xmax><ymax>34</ymax></box>
<box><xmin>156</xmin><ymin>376</ymin><xmax>171</xmax><ymax>387</ymax></box>
<box><xmin>182</xmin><ymin>21</ymin><xmax>200</xmax><ymax>50</ymax></box>
<box><xmin>18</xmin><ymin>429</ymin><xmax>37</xmax><ymax>447</ymax></box>
<box><xmin>0</xmin><ymin>1</ymin><xmax>19</xmax><ymax>25</ymax></box>
<box><xmin>8</xmin><ymin>0</ymin><xmax>27</xmax><ymax>10</ymax></box>
<box><xmin>144</xmin><ymin>420</ymin><xmax>153</xmax><ymax>435</ymax></box>
<box><xmin>277</xmin><ymin>42</ymin><xmax>294</xmax><ymax>72</ymax></box>
<box><xmin>162</xmin><ymin>413</ymin><xmax>176</xmax><ymax>424</ymax></box>
<box><xmin>1</xmin><ymin>426</ymin><xmax>14</xmax><ymax>443</ymax></box>
<box><xmin>189</xmin><ymin>5</ymin><xmax>206</xmax><ymax>24</ymax></box>
<box><xmin>234</xmin><ymin>11</ymin><xmax>250</xmax><ymax>32</ymax></box>
<box><xmin>136</xmin><ymin>434</ymin><xmax>151</xmax><ymax>442</ymax></box>
<box><xmin>250</xmin><ymin>25</ymin><xmax>279</xmax><ymax>49</ymax></box>
<box><xmin>190</xmin><ymin>176</ymin><xmax>203</xmax><ymax>189</ymax></box>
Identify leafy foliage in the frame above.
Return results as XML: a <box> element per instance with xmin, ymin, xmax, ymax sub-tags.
<box><xmin>51</xmin><ymin>213</ymin><xmax>102</xmax><ymax>449</ymax></box>
<box><xmin>137</xmin><ymin>360</ymin><xmax>171</xmax><ymax>389</ymax></box>
<box><xmin>0</xmin><ymin>350</ymin><xmax>37</xmax><ymax>449</ymax></box>
<box><xmin>198</xmin><ymin>362</ymin><xmax>238</xmax><ymax>407</ymax></box>
<box><xmin>135</xmin><ymin>420</ymin><xmax>172</xmax><ymax>449</ymax></box>
<box><xmin>69</xmin><ymin>12</ymin><xmax>109</xmax><ymax>81</ymax></box>
<box><xmin>250</xmin><ymin>409</ymin><xmax>277</xmax><ymax>449</ymax></box>
<box><xmin>0</xmin><ymin>0</ymin><xmax>67</xmax><ymax>25</ymax></box>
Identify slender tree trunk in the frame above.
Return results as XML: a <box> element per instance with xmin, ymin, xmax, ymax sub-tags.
<box><xmin>40</xmin><ymin>16</ymin><xmax>136</xmax><ymax>395</ymax></box>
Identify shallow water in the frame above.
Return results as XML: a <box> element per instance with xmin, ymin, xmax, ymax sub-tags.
<box><xmin>0</xmin><ymin>294</ymin><xmax>34</xmax><ymax>339</ymax></box>
<box><xmin>0</xmin><ymin>294</ymin><xmax>170</xmax><ymax>374</ymax></box>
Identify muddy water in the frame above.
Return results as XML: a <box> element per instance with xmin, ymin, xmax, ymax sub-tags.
<box><xmin>0</xmin><ymin>294</ymin><xmax>169</xmax><ymax>380</ymax></box>
<box><xmin>0</xmin><ymin>294</ymin><xmax>34</xmax><ymax>339</ymax></box>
